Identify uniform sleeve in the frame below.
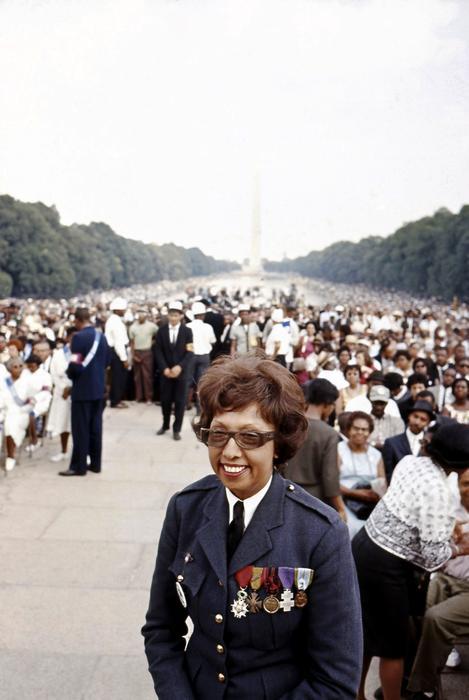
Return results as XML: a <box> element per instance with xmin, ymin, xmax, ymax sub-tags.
<box><xmin>141</xmin><ymin>495</ymin><xmax>195</xmax><ymax>700</ymax></box>
<box><xmin>280</xmin><ymin>520</ymin><xmax>363</xmax><ymax>699</ymax></box>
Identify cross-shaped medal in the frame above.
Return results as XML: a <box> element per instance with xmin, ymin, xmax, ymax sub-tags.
<box><xmin>280</xmin><ymin>589</ymin><xmax>295</xmax><ymax>612</ymax></box>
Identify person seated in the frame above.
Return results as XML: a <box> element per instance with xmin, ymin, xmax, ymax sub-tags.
<box><xmin>407</xmin><ymin>467</ymin><xmax>469</xmax><ymax>698</ymax></box>
<box><xmin>443</xmin><ymin>377</ymin><xmax>469</xmax><ymax>425</ymax></box>
<box><xmin>397</xmin><ymin>373</ymin><xmax>429</xmax><ymax>422</ymax></box>
<box><xmin>23</xmin><ymin>353</ymin><xmax>52</xmax><ymax>453</ymax></box>
<box><xmin>368</xmin><ymin>385</ymin><xmax>405</xmax><ymax>451</ymax></box>
<box><xmin>339</xmin><ymin>363</ymin><xmax>367</xmax><ymax>412</ymax></box>
<box><xmin>382</xmin><ymin>401</ymin><xmax>434</xmax><ymax>483</ymax></box>
<box><xmin>338</xmin><ymin>411</ymin><xmax>386</xmax><ymax>538</ymax></box>
<box><xmin>1</xmin><ymin>358</ymin><xmax>37</xmax><ymax>471</ymax></box>
<box><xmin>346</xmin><ymin>371</ymin><xmax>402</xmax><ymax>418</ymax></box>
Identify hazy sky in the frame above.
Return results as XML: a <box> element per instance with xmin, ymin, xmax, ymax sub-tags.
<box><xmin>1</xmin><ymin>0</ymin><xmax>468</xmax><ymax>262</ymax></box>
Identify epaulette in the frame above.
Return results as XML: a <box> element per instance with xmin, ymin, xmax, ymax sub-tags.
<box><xmin>283</xmin><ymin>480</ymin><xmax>338</xmax><ymax>525</ymax></box>
<box><xmin>177</xmin><ymin>474</ymin><xmax>220</xmax><ymax>495</ymax></box>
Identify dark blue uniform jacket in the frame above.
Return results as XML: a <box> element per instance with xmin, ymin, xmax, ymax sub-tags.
<box><xmin>142</xmin><ymin>471</ymin><xmax>363</xmax><ymax>699</ymax></box>
<box><xmin>66</xmin><ymin>326</ymin><xmax>109</xmax><ymax>401</ymax></box>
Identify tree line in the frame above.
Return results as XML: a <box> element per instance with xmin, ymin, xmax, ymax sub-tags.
<box><xmin>265</xmin><ymin>206</ymin><xmax>469</xmax><ymax>301</ymax></box>
<box><xmin>0</xmin><ymin>195</ymin><xmax>239</xmax><ymax>298</ymax></box>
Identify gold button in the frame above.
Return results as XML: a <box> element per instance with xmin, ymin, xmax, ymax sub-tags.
<box><xmin>218</xmin><ymin>673</ymin><xmax>226</xmax><ymax>683</ymax></box>
<box><xmin>216</xmin><ymin>644</ymin><xmax>224</xmax><ymax>654</ymax></box>
<box><xmin>218</xmin><ymin>579</ymin><xmax>223</xmax><ymax>587</ymax></box>
<box><xmin>176</xmin><ymin>574</ymin><xmax>184</xmax><ymax>582</ymax></box>
<box><xmin>288</xmin><ymin>484</ymin><xmax>295</xmax><ymax>491</ymax></box>
<box><xmin>215</xmin><ymin>614</ymin><xmax>223</xmax><ymax>624</ymax></box>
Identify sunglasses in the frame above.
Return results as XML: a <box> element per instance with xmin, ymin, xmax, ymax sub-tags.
<box><xmin>199</xmin><ymin>428</ymin><xmax>276</xmax><ymax>450</ymax></box>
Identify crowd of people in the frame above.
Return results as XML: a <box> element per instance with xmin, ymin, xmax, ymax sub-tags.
<box><xmin>0</xmin><ymin>274</ymin><xmax>468</xmax><ymax>698</ymax></box>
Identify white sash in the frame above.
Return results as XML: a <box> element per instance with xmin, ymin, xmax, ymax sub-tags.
<box><xmin>82</xmin><ymin>329</ymin><xmax>102</xmax><ymax>368</ymax></box>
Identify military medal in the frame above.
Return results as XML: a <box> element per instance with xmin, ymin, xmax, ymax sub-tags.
<box><xmin>175</xmin><ymin>575</ymin><xmax>187</xmax><ymax>608</ymax></box>
<box><xmin>294</xmin><ymin>567</ymin><xmax>314</xmax><ymax>608</ymax></box>
<box><xmin>231</xmin><ymin>566</ymin><xmax>253</xmax><ymax>619</ymax></box>
<box><xmin>248</xmin><ymin>567</ymin><xmax>265</xmax><ymax>613</ymax></box>
<box><xmin>263</xmin><ymin>567</ymin><xmax>281</xmax><ymax>614</ymax></box>
<box><xmin>278</xmin><ymin>567</ymin><xmax>295</xmax><ymax>612</ymax></box>
<box><xmin>174</xmin><ymin>553</ymin><xmax>193</xmax><ymax>609</ymax></box>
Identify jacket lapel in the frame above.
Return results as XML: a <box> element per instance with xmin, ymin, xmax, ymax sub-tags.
<box><xmin>196</xmin><ymin>485</ymin><xmax>229</xmax><ymax>585</ymax></box>
<box><xmin>228</xmin><ymin>471</ymin><xmax>285</xmax><ymax>576</ymax></box>
<box><xmin>195</xmin><ymin>471</ymin><xmax>286</xmax><ymax>583</ymax></box>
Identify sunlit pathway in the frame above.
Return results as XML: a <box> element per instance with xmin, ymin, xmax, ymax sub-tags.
<box><xmin>0</xmin><ymin>404</ymin><xmax>208</xmax><ymax>699</ymax></box>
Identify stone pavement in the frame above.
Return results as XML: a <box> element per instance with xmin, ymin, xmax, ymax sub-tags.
<box><xmin>0</xmin><ymin>404</ymin><xmax>208</xmax><ymax>700</ymax></box>
<box><xmin>0</xmin><ymin>403</ymin><xmax>466</xmax><ymax>699</ymax></box>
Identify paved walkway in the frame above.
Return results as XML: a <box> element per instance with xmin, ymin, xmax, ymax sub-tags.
<box><xmin>0</xmin><ymin>403</ymin><xmax>466</xmax><ymax>698</ymax></box>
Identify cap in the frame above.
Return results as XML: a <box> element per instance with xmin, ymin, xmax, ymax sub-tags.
<box><xmin>238</xmin><ymin>304</ymin><xmax>250</xmax><ymax>313</ymax></box>
<box><xmin>191</xmin><ymin>301</ymin><xmax>206</xmax><ymax>316</ymax></box>
<box><xmin>110</xmin><ymin>297</ymin><xmax>127</xmax><ymax>311</ymax></box>
<box><xmin>168</xmin><ymin>301</ymin><xmax>183</xmax><ymax>312</ymax></box>
<box><xmin>369</xmin><ymin>385</ymin><xmax>390</xmax><ymax>403</ymax></box>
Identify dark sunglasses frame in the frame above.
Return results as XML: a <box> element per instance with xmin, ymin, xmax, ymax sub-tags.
<box><xmin>199</xmin><ymin>428</ymin><xmax>276</xmax><ymax>450</ymax></box>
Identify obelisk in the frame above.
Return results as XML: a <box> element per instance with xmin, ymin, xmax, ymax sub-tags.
<box><xmin>249</xmin><ymin>172</ymin><xmax>262</xmax><ymax>273</ymax></box>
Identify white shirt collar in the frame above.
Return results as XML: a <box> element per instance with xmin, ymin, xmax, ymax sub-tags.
<box><xmin>225</xmin><ymin>474</ymin><xmax>273</xmax><ymax>530</ymax></box>
<box><xmin>406</xmin><ymin>427</ymin><xmax>423</xmax><ymax>456</ymax></box>
<box><xmin>169</xmin><ymin>323</ymin><xmax>180</xmax><ymax>337</ymax></box>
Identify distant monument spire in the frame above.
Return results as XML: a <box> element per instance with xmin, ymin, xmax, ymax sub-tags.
<box><xmin>249</xmin><ymin>172</ymin><xmax>262</xmax><ymax>273</ymax></box>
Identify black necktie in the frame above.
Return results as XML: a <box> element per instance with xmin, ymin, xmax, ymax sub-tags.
<box><xmin>227</xmin><ymin>500</ymin><xmax>244</xmax><ymax>561</ymax></box>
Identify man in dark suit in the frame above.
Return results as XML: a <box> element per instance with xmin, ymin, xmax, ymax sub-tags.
<box><xmin>59</xmin><ymin>307</ymin><xmax>109</xmax><ymax>476</ymax></box>
<box><xmin>283</xmin><ymin>378</ymin><xmax>346</xmax><ymax>520</ymax></box>
<box><xmin>154</xmin><ymin>301</ymin><xmax>194</xmax><ymax>440</ymax></box>
<box><xmin>382</xmin><ymin>400</ymin><xmax>434</xmax><ymax>483</ymax></box>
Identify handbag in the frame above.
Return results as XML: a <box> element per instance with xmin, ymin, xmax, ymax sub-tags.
<box><xmin>344</xmin><ymin>480</ymin><xmax>376</xmax><ymax>521</ymax></box>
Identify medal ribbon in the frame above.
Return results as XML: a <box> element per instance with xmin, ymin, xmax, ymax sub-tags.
<box><xmin>295</xmin><ymin>567</ymin><xmax>314</xmax><ymax>591</ymax></box>
<box><xmin>235</xmin><ymin>565</ymin><xmax>253</xmax><ymax>589</ymax></box>
<box><xmin>250</xmin><ymin>566</ymin><xmax>266</xmax><ymax>591</ymax></box>
<box><xmin>265</xmin><ymin>566</ymin><xmax>281</xmax><ymax>593</ymax></box>
<box><xmin>278</xmin><ymin>567</ymin><xmax>295</xmax><ymax>590</ymax></box>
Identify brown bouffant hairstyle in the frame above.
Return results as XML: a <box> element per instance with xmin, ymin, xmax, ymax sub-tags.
<box><xmin>346</xmin><ymin>411</ymin><xmax>374</xmax><ymax>434</ymax></box>
<box><xmin>193</xmin><ymin>353</ymin><xmax>308</xmax><ymax>465</ymax></box>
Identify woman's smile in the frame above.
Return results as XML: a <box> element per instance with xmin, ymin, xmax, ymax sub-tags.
<box><xmin>209</xmin><ymin>403</ymin><xmax>275</xmax><ymax>499</ymax></box>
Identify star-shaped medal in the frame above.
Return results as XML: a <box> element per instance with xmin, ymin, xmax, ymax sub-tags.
<box><xmin>247</xmin><ymin>591</ymin><xmax>263</xmax><ymax>613</ymax></box>
<box><xmin>231</xmin><ymin>596</ymin><xmax>249</xmax><ymax>619</ymax></box>
<box><xmin>279</xmin><ymin>589</ymin><xmax>295</xmax><ymax>612</ymax></box>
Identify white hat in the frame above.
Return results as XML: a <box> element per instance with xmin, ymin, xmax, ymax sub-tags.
<box><xmin>191</xmin><ymin>301</ymin><xmax>206</xmax><ymax>316</ymax></box>
<box><xmin>168</xmin><ymin>301</ymin><xmax>183</xmax><ymax>312</ymax></box>
<box><xmin>238</xmin><ymin>304</ymin><xmax>250</xmax><ymax>313</ymax></box>
<box><xmin>110</xmin><ymin>297</ymin><xmax>127</xmax><ymax>311</ymax></box>
<box><xmin>271</xmin><ymin>309</ymin><xmax>284</xmax><ymax>323</ymax></box>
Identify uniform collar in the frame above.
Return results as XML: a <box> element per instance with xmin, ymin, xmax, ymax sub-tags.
<box><xmin>225</xmin><ymin>475</ymin><xmax>273</xmax><ymax>530</ymax></box>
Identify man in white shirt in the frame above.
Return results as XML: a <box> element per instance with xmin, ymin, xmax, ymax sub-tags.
<box><xmin>265</xmin><ymin>309</ymin><xmax>290</xmax><ymax>367</ymax></box>
<box><xmin>105</xmin><ymin>297</ymin><xmax>129</xmax><ymax>408</ymax></box>
<box><xmin>187</xmin><ymin>302</ymin><xmax>216</xmax><ymax>414</ymax></box>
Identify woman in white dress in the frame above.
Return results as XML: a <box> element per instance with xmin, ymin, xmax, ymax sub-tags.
<box><xmin>48</xmin><ymin>338</ymin><xmax>73</xmax><ymax>462</ymax></box>
<box><xmin>339</xmin><ymin>411</ymin><xmax>386</xmax><ymax>538</ymax></box>
<box><xmin>1</xmin><ymin>359</ymin><xmax>36</xmax><ymax>472</ymax></box>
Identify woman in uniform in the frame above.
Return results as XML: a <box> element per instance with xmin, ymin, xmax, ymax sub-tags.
<box><xmin>142</xmin><ymin>353</ymin><xmax>362</xmax><ymax>699</ymax></box>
